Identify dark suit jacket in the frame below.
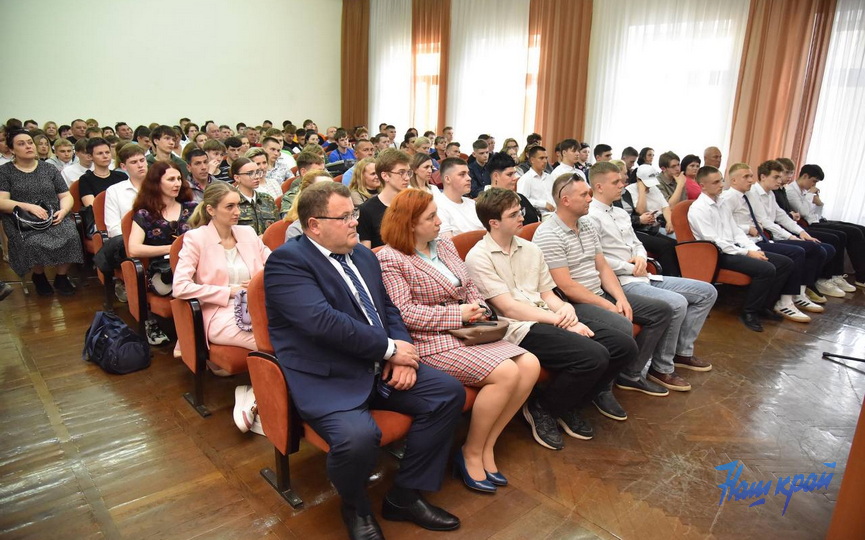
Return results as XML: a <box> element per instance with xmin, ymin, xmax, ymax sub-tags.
<box><xmin>264</xmin><ymin>234</ymin><xmax>412</xmax><ymax>420</ymax></box>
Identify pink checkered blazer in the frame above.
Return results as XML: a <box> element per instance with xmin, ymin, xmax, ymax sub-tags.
<box><xmin>377</xmin><ymin>237</ymin><xmax>487</xmax><ymax>358</ymax></box>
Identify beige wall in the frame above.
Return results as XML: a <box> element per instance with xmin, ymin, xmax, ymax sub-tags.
<box><xmin>0</xmin><ymin>0</ymin><xmax>342</xmax><ymax>130</ymax></box>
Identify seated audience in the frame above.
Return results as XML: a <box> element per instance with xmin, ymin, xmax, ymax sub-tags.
<box><xmin>0</xmin><ymin>128</ymin><xmax>83</xmax><ymax>295</ymax></box>
<box><xmin>358</xmin><ymin>149</ymin><xmax>410</xmax><ymax>249</ymax></box>
<box><xmin>327</xmin><ymin>129</ymin><xmax>356</xmax><ymax>163</ymax></box>
<box><xmin>202</xmin><ymin>139</ymin><xmax>228</xmax><ymax>182</ymax></box>
<box><xmin>174</xmin><ymin>182</ymin><xmax>271</xmax><ymax>430</ymax></box>
<box><xmin>655</xmin><ymin>151</ymin><xmax>687</xmax><ymax>207</ymax></box>
<box><xmin>437</xmin><ymin>157</ymin><xmax>484</xmax><ymax>237</ymax></box>
<box><xmin>341</xmin><ymin>139</ymin><xmax>375</xmax><ymax>186</ymax></box>
<box><xmin>115</xmin><ymin>122</ymin><xmax>133</xmax><ymax>142</ymax></box>
<box><xmin>378</xmin><ymin>188</ymin><xmax>539</xmax><ymax>488</ymax></box>
<box><xmin>231</xmin><ymin>158</ymin><xmax>277</xmax><ymax>235</ymax></box>
<box><xmin>621</xmin><ymin>164</ymin><xmax>675</xmax><ymax>237</ymax></box>
<box><xmin>786</xmin><ymin>164</ymin><xmax>865</xmax><ymax>290</ymax></box>
<box><xmin>42</xmin><ymin>121</ymin><xmax>59</xmax><ymax>145</ymax></box>
<box><xmin>431</xmin><ymin>136</ymin><xmax>447</xmax><ymax>161</ymax></box>
<box><xmin>516</xmin><ymin>145</ymin><xmax>554</xmax><ymax>214</ymax></box>
<box><xmin>215</xmin><ymin>136</ymin><xmax>243</xmax><ymax>184</ymax></box>
<box><xmin>444</xmin><ymin>142</ymin><xmax>462</xmax><ymax>159</ymax></box>
<box><xmin>33</xmin><ymin>134</ymin><xmax>53</xmax><ymax>161</ymax></box>
<box><xmin>47</xmin><ymin>138</ymin><xmax>75</xmax><ymax>171</ymax></box>
<box><xmin>679</xmin><ymin>154</ymin><xmax>703</xmax><ymax>200</ymax></box>
<box><xmin>408</xmin><ymin>152</ymin><xmax>440</xmax><ymax>197</ymax></box>
<box><xmin>689</xmin><ymin>166</ymin><xmax>793</xmax><ymax>332</ymax></box>
<box><xmin>468</xmin><ymin>188</ymin><xmax>637</xmax><ymax>447</ymax></box>
<box><xmin>468</xmin><ymin>140</ymin><xmax>491</xmax><ymax>197</ymax></box>
<box><xmin>78</xmin><ymin>138</ymin><xmax>126</xmax><ymax>206</ymax></box>
<box><xmin>62</xmin><ymin>139</ymin><xmax>93</xmax><ymax>187</ymax></box>
<box><xmin>280</xmin><ymin>151</ymin><xmax>326</xmax><ymax>210</ymax></box>
<box><xmin>550</xmin><ymin>138</ymin><xmax>585</xmax><ymax>180</ymax></box>
<box><xmin>133</xmin><ymin>125</ymin><xmax>152</xmax><ymax>153</ymax></box>
<box><xmin>621</xmin><ymin>146</ymin><xmax>638</xmax><ymax>172</ymax></box>
<box><xmin>704</xmin><ymin>146</ymin><xmax>723</xmax><ymax>169</ymax></box>
<box><xmin>265</xmin><ymin>181</ymin><xmax>464</xmax><ymax>538</ymax></box>
<box><xmin>258</xmin><ymin>136</ymin><xmax>293</xmax><ymax>199</ymax></box>
<box><xmin>484</xmin><ymin>151</ymin><xmax>539</xmax><ymax>225</ymax></box>
<box><xmin>593</xmin><ymin>144</ymin><xmax>613</xmax><ymax>162</ymax></box>
<box><xmin>185</xmin><ymin>148</ymin><xmax>215</xmax><ymax>203</ymax></box>
<box><xmin>587</xmin><ymin>162</ymin><xmax>718</xmax><ymax>392</ymax></box>
<box><xmin>284</xmin><ymin>170</ymin><xmax>335</xmax><ymax>239</ymax></box>
<box><xmin>575</xmin><ymin>142</ymin><xmax>591</xmax><ymax>178</ymax></box>
<box><xmin>347</xmin><ymin>157</ymin><xmax>379</xmax><ymax>208</ymax></box>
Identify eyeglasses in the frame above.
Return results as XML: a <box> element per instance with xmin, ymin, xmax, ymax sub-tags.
<box><xmin>386</xmin><ymin>169</ymin><xmax>411</xmax><ymax>178</ymax></box>
<box><xmin>555</xmin><ymin>175</ymin><xmax>582</xmax><ymax>200</ymax></box>
<box><xmin>313</xmin><ymin>208</ymin><xmax>361</xmax><ymax>225</ymax></box>
<box><xmin>237</xmin><ymin>170</ymin><xmax>265</xmax><ymax>178</ymax></box>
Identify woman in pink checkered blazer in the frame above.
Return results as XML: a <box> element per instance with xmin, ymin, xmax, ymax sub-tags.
<box><xmin>377</xmin><ymin>189</ymin><xmax>540</xmax><ymax>494</ymax></box>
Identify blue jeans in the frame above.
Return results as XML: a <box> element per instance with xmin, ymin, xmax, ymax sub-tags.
<box><xmin>621</xmin><ymin>276</ymin><xmax>718</xmax><ymax>377</ymax></box>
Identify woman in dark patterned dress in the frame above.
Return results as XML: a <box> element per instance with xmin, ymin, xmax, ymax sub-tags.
<box><xmin>127</xmin><ymin>161</ymin><xmax>196</xmax><ymax>345</ymax></box>
<box><xmin>0</xmin><ymin>129</ymin><xmax>83</xmax><ymax>296</ymax></box>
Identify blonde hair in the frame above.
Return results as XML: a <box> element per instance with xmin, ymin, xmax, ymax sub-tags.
<box><xmin>244</xmin><ymin>147</ymin><xmax>267</xmax><ymax>160</ymax></box>
<box><xmin>188</xmin><ymin>182</ymin><xmax>242</xmax><ymax>228</ymax></box>
<box><xmin>348</xmin><ymin>158</ymin><xmax>377</xmax><ymax>198</ymax></box>
<box><xmin>284</xmin><ymin>169</ymin><xmax>333</xmax><ymax>222</ymax></box>
<box><xmin>301</xmin><ymin>143</ymin><xmax>325</xmax><ymax>157</ymax></box>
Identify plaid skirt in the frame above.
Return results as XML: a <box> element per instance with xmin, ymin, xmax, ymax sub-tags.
<box><xmin>422</xmin><ymin>340</ymin><xmax>527</xmax><ymax>385</ymax></box>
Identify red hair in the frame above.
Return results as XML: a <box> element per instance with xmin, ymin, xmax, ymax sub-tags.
<box><xmin>380</xmin><ymin>189</ymin><xmax>434</xmax><ymax>255</ymax></box>
<box><xmin>132</xmin><ymin>160</ymin><xmax>193</xmax><ymax>216</ymax></box>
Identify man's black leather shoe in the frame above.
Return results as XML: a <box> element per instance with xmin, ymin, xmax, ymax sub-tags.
<box><xmin>382</xmin><ymin>495</ymin><xmax>460</xmax><ymax>531</ymax></box>
<box><xmin>341</xmin><ymin>505</ymin><xmax>384</xmax><ymax>540</ymax></box>
<box><xmin>740</xmin><ymin>313</ymin><xmax>764</xmax><ymax>332</ymax></box>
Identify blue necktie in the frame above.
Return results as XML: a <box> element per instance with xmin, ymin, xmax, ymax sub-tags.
<box><xmin>743</xmin><ymin>195</ymin><xmax>771</xmax><ymax>243</ymax></box>
<box><xmin>330</xmin><ymin>253</ymin><xmax>391</xmax><ymax>398</ymax></box>
<box><xmin>330</xmin><ymin>253</ymin><xmax>382</xmax><ymax>328</ymax></box>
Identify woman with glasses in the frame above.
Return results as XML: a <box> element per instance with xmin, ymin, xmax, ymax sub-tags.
<box><xmin>377</xmin><ymin>189</ymin><xmax>540</xmax><ymax>493</ymax></box>
<box><xmin>230</xmin><ymin>157</ymin><xmax>277</xmax><ymax>235</ymax></box>
<box><xmin>501</xmin><ymin>138</ymin><xmax>519</xmax><ymax>161</ymax></box>
<box><xmin>174</xmin><ymin>182</ymin><xmax>272</xmax><ymax>430</ymax></box>
<box><xmin>409</xmin><ymin>153</ymin><xmax>441</xmax><ymax>196</ymax></box>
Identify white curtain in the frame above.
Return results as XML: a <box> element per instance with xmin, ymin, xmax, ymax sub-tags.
<box><xmin>584</xmin><ymin>0</ymin><xmax>750</xmax><ymax>161</ymax></box>
<box><xmin>368</xmin><ymin>0</ymin><xmax>412</xmax><ymax>135</ymax></box>
<box><xmin>447</xmin><ymin>0</ymin><xmax>531</xmax><ymax>146</ymax></box>
<box><xmin>805</xmin><ymin>0</ymin><xmax>865</xmax><ymax>224</ymax></box>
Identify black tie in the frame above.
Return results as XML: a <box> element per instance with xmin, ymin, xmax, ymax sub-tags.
<box><xmin>742</xmin><ymin>195</ymin><xmax>770</xmax><ymax>243</ymax></box>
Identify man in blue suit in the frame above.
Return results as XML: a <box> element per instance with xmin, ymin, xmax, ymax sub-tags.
<box><xmin>264</xmin><ymin>182</ymin><xmax>465</xmax><ymax>540</ymax></box>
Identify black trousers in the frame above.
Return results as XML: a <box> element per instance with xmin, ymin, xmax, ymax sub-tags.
<box><xmin>520</xmin><ymin>321</ymin><xmax>636</xmax><ymax>417</ymax></box>
<box><xmin>810</xmin><ymin>221</ymin><xmax>865</xmax><ymax>281</ymax></box>
<box><xmin>636</xmin><ymin>231</ymin><xmax>680</xmax><ymax>276</ymax></box>
<box><xmin>303</xmin><ymin>364</ymin><xmax>464</xmax><ymax>516</ymax></box>
<box><xmin>718</xmin><ymin>251</ymin><xmax>793</xmax><ymax>314</ymax></box>
<box><xmin>808</xmin><ymin>229</ymin><xmax>845</xmax><ymax>277</ymax></box>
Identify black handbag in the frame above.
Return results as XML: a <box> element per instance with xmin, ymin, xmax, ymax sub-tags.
<box><xmin>147</xmin><ymin>258</ymin><xmax>174</xmax><ymax>296</ymax></box>
<box><xmin>12</xmin><ymin>202</ymin><xmax>54</xmax><ymax>233</ymax></box>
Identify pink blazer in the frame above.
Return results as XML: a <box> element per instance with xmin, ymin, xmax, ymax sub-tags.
<box><xmin>377</xmin><ymin>237</ymin><xmax>486</xmax><ymax>358</ymax></box>
<box><xmin>173</xmin><ymin>222</ymin><xmax>271</xmax><ymax>345</ymax></box>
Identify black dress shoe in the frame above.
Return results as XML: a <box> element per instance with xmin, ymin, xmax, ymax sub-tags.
<box><xmin>341</xmin><ymin>506</ymin><xmax>384</xmax><ymax>540</ymax></box>
<box><xmin>760</xmin><ymin>308</ymin><xmax>783</xmax><ymax>322</ymax></box>
<box><xmin>739</xmin><ymin>313</ymin><xmax>764</xmax><ymax>332</ymax></box>
<box><xmin>382</xmin><ymin>495</ymin><xmax>460</xmax><ymax>531</ymax></box>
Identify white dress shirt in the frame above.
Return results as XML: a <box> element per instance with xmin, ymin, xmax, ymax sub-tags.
<box><xmin>517</xmin><ymin>167</ymin><xmax>554</xmax><ymax>212</ymax></box>
<box><xmin>718</xmin><ymin>188</ymin><xmax>761</xmax><ymax>241</ymax></box>
<box><xmin>689</xmin><ymin>192</ymin><xmax>759</xmax><ymax>255</ymax></box>
<box><xmin>747</xmin><ymin>183</ymin><xmax>804</xmax><ymax>240</ymax></box>
<box><xmin>785</xmin><ymin>183</ymin><xmax>819</xmax><ymax>224</ymax></box>
<box><xmin>550</xmin><ymin>162</ymin><xmax>585</xmax><ymax>182</ymax></box>
<box><xmin>104</xmin><ymin>179</ymin><xmax>140</xmax><ymax>238</ymax></box>
<box><xmin>587</xmin><ymin>199</ymin><xmax>649</xmax><ymax>286</ymax></box>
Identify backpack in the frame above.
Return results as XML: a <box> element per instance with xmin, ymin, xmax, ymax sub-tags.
<box><xmin>83</xmin><ymin>311</ymin><xmax>151</xmax><ymax>374</ymax></box>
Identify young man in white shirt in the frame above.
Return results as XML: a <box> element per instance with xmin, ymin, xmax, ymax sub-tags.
<box><xmin>47</xmin><ymin>138</ymin><xmax>76</xmax><ymax>171</ymax></box>
<box><xmin>62</xmin><ymin>139</ymin><xmax>93</xmax><ymax>187</ymax></box>
<box><xmin>688</xmin><ymin>166</ymin><xmax>794</xmax><ymax>332</ymax></box>
<box><xmin>436</xmin><ymin>157</ymin><xmax>484</xmax><ymax>237</ymax></box>
<box><xmin>785</xmin><ymin>164</ymin><xmax>865</xmax><ymax>290</ymax></box>
<box><xmin>587</xmin><ymin>162</ymin><xmax>718</xmax><ymax>392</ymax></box>
<box><xmin>549</xmin><ymin>139</ymin><xmax>585</xmax><ymax>181</ymax></box>
<box><xmin>517</xmin><ymin>145</ymin><xmax>554</xmax><ymax>215</ymax></box>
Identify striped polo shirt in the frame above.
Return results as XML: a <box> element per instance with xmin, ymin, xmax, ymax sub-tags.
<box><xmin>533</xmin><ymin>213</ymin><xmax>604</xmax><ymax>295</ymax></box>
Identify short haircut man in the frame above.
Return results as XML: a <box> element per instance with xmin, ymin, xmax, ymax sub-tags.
<box><xmin>486</xmin><ymin>151</ymin><xmax>539</xmax><ymax>224</ymax></box>
<box><xmin>517</xmin><ymin>145</ymin><xmax>554</xmax><ymax>214</ymax></box>
<box><xmin>265</xmin><ymin>180</ymin><xmax>464</xmax><ymax>536</ymax></box>
<box><xmin>444</xmin><ymin>142</ymin><xmax>461</xmax><ymax>159</ymax></box>
<box><xmin>356</xmin><ymin>149</ymin><xmax>410</xmax><ymax>249</ymax></box>
<box><xmin>593</xmin><ymin>144</ymin><xmax>613</xmax><ymax>162</ymax></box>
<box><xmin>468</xmin><ymin>139</ymin><xmax>491</xmax><ymax>197</ymax></box>
<box><xmin>436</xmin><ymin>157</ymin><xmax>483</xmax><ymax>237</ymax></box>
<box><xmin>703</xmin><ymin>146</ymin><xmax>722</xmax><ymax>169</ymax></box>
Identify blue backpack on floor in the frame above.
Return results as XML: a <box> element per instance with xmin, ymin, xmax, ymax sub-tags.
<box><xmin>83</xmin><ymin>311</ymin><xmax>151</xmax><ymax>374</ymax></box>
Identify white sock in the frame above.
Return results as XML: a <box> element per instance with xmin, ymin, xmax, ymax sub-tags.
<box><xmin>800</xmin><ymin>285</ymin><xmax>807</xmax><ymax>296</ymax></box>
<box><xmin>778</xmin><ymin>295</ymin><xmax>794</xmax><ymax>308</ymax></box>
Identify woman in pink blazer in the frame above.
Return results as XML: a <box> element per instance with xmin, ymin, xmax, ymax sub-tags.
<box><xmin>173</xmin><ymin>183</ymin><xmax>271</xmax><ymax>433</ymax></box>
<box><xmin>377</xmin><ymin>189</ymin><xmax>539</xmax><ymax>494</ymax></box>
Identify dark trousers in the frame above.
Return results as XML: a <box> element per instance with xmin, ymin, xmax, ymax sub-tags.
<box><xmin>599</xmin><ymin>291</ymin><xmax>672</xmax><ymax>373</ymax></box>
<box><xmin>808</xmin><ymin>229</ymin><xmax>844</xmax><ymax>277</ymax></box>
<box><xmin>810</xmin><ymin>221</ymin><xmax>865</xmax><ymax>281</ymax></box>
<box><xmin>520</xmin><ymin>320</ymin><xmax>636</xmax><ymax>417</ymax></box>
<box><xmin>303</xmin><ymin>364</ymin><xmax>464</xmax><ymax>515</ymax></box>
<box><xmin>718</xmin><ymin>251</ymin><xmax>793</xmax><ymax>314</ymax></box>
<box><xmin>636</xmin><ymin>231</ymin><xmax>680</xmax><ymax>276</ymax></box>
<box><xmin>756</xmin><ymin>241</ymin><xmax>819</xmax><ymax>293</ymax></box>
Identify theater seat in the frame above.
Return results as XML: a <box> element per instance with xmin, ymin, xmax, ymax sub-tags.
<box><xmin>451</xmin><ymin>230</ymin><xmax>486</xmax><ymax>260</ymax></box>
<box><xmin>671</xmin><ymin>200</ymin><xmax>751</xmax><ymax>286</ymax></box>
<box><xmin>120</xmin><ymin>212</ymin><xmax>174</xmax><ymax>339</ymax></box>
<box><xmin>262</xmin><ymin>220</ymin><xmax>291</xmax><ymax>251</ymax></box>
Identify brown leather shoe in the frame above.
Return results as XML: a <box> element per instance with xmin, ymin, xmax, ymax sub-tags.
<box><xmin>647</xmin><ymin>368</ymin><xmax>691</xmax><ymax>392</ymax></box>
<box><xmin>673</xmin><ymin>354</ymin><xmax>712</xmax><ymax>372</ymax></box>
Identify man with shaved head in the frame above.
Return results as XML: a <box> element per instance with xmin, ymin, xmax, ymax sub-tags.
<box><xmin>703</xmin><ymin>147</ymin><xmax>722</xmax><ymax>169</ymax></box>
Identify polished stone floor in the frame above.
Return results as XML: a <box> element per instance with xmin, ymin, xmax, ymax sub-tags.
<box><xmin>1</xmin><ymin>269</ymin><xmax>863</xmax><ymax>539</ymax></box>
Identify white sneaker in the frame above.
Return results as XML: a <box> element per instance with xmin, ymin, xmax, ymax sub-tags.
<box><xmin>794</xmin><ymin>295</ymin><xmax>824</xmax><ymax>313</ymax></box>
<box><xmin>145</xmin><ymin>319</ymin><xmax>169</xmax><ymax>345</ymax></box>
<box><xmin>233</xmin><ymin>385</ymin><xmax>257</xmax><ymax>433</ymax></box>
<box><xmin>773</xmin><ymin>302</ymin><xmax>811</xmax><ymax>323</ymax></box>
<box><xmin>816</xmin><ymin>279</ymin><xmax>845</xmax><ymax>298</ymax></box>
<box><xmin>832</xmin><ymin>275</ymin><xmax>857</xmax><ymax>293</ymax></box>
<box><xmin>250</xmin><ymin>414</ymin><xmax>265</xmax><ymax>436</ymax></box>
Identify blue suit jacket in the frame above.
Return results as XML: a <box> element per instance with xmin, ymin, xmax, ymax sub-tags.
<box><xmin>264</xmin><ymin>234</ymin><xmax>412</xmax><ymax>420</ymax></box>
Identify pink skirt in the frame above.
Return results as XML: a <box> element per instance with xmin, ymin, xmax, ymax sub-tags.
<box><xmin>422</xmin><ymin>340</ymin><xmax>527</xmax><ymax>385</ymax></box>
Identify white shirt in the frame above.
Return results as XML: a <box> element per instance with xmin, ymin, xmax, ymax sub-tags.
<box><xmin>689</xmin><ymin>192</ymin><xmax>759</xmax><ymax>256</ymax></box>
<box><xmin>104</xmin><ymin>179</ymin><xmax>140</xmax><ymax>238</ymax></box>
<box><xmin>747</xmin><ymin>183</ymin><xmax>803</xmax><ymax>240</ymax></box>
<box><xmin>61</xmin><ymin>162</ymin><xmax>92</xmax><ymax>187</ymax></box>
<box><xmin>550</xmin><ymin>162</ymin><xmax>585</xmax><ymax>182</ymax></box>
<box><xmin>587</xmin><ymin>199</ymin><xmax>649</xmax><ymax>286</ymax></box>
<box><xmin>785</xmin><ymin>183</ymin><xmax>818</xmax><ymax>224</ymax></box>
<box><xmin>437</xmin><ymin>195</ymin><xmax>484</xmax><ymax>236</ymax></box>
<box><xmin>517</xmin><ymin>168</ymin><xmax>554</xmax><ymax>212</ymax></box>
<box><xmin>622</xmin><ymin>183</ymin><xmax>669</xmax><ymax>214</ymax></box>
<box><xmin>718</xmin><ymin>188</ymin><xmax>761</xmax><ymax>241</ymax></box>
